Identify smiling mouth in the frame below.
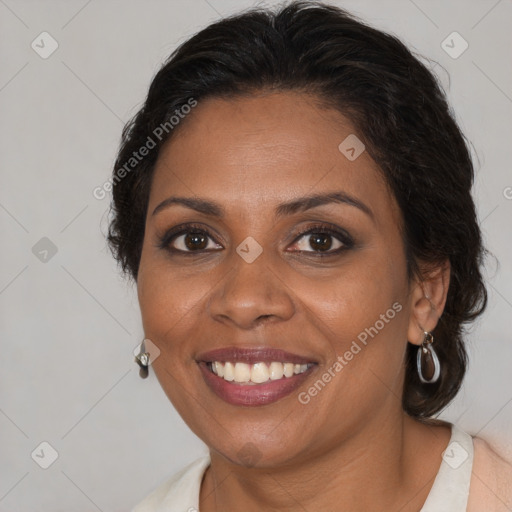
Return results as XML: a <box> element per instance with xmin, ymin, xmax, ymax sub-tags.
<box><xmin>196</xmin><ymin>347</ymin><xmax>318</xmax><ymax>406</ymax></box>
<box><xmin>206</xmin><ymin>360</ymin><xmax>314</xmax><ymax>385</ymax></box>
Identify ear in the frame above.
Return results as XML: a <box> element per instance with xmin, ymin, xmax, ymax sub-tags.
<box><xmin>407</xmin><ymin>260</ymin><xmax>450</xmax><ymax>346</ymax></box>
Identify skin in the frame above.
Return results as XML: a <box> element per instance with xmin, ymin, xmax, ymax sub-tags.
<box><xmin>136</xmin><ymin>91</ymin><xmax>452</xmax><ymax>512</ymax></box>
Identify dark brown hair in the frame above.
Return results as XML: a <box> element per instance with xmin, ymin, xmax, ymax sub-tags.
<box><xmin>107</xmin><ymin>0</ymin><xmax>487</xmax><ymax>419</ymax></box>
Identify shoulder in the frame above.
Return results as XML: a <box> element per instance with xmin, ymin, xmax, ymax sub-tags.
<box><xmin>132</xmin><ymin>455</ymin><xmax>211</xmax><ymax>512</ymax></box>
<box><xmin>467</xmin><ymin>435</ymin><xmax>512</xmax><ymax>512</ymax></box>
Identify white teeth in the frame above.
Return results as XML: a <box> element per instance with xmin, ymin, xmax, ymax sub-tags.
<box><xmin>208</xmin><ymin>361</ymin><xmax>312</xmax><ymax>384</ymax></box>
<box><xmin>283</xmin><ymin>363</ymin><xmax>294</xmax><ymax>377</ymax></box>
<box><xmin>224</xmin><ymin>362</ymin><xmax>235</xmax><ymax>381</ymax></box>
<box><xmin>269</xmin><ymin>361</ymin><xmax>284</xmax><ymax>380</ymax></box>
<box><xmin>214</xmin><ymin>361</ymin><xmax>224</xmax><ymax>377</ymax></box>
<box><xmin>234</xmin><ymin>362</ymin><xmax>251</xmax><ymax>383</ymax></box>
<box><xmin>251</xmin><ymin>362</ymin><xmax>270</xmax><ymax>383</ymax></box>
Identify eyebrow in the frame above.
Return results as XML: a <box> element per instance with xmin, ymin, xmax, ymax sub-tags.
<box><xmin>151</xmin><ymin>191</ymin><xmax>374</xmax><ymax>220</ymax></box>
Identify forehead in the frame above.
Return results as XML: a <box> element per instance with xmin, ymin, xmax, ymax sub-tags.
<box><xmin>150</xmin><ymin>91</ymin><xmax>397</xmax><ymax>223</ymax></box>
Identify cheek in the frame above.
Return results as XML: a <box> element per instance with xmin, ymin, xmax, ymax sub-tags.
<box><xmin>136</xmin><ymin>261</ymin><xmax>213</xmax><ymax>419</ymax></box>
<box><xmin>301</xmin><ymin>254</ymin><xmax>403</xmax><ymax>327</ymax></box>
<box><xmin>136</xmin><ymin>258</ymin><xmax>216</xmax><ymax>358</ymax></box>
<box><xmin>296</xmin><ymin>251</ymin><xmax>409</xmax><ymax>380</ymax></box>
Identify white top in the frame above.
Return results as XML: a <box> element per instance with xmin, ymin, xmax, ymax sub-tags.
<box><xmin>131</xmin><ymin>423</ymin><xmax>484</xmax><ymax>512</ymax></box>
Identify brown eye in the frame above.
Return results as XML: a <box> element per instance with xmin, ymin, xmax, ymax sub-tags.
<box><xmin>291</xmin><ymin>230</ymin><xmax>346</xmax><ymax>253</ymax></box>
<box><xmin>183</xmin><ymin>232</ymin><xmax>208</xmax><ymax>250</ymax></box>
<box><xmin>158</xmin><ymin>224</ymin><xmax>223</xmax><ymax>253</ymax></box>
<box><xmin>170</xmin><ymin>231</ymin><xmax>221</xmax><ymax>252</ymax></box>
<box><xmin>307</xmin><ymin>233</ymin><xmax>335</xmax><ymax>252</ymax></box>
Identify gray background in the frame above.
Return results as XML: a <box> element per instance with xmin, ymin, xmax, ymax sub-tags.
<box><xmin>1</xmin><ymin>0</ymin><xmax>511</xmax><ymax>510</ymax></box>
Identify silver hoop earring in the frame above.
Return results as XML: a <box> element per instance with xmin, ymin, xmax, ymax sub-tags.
<box><xmin>417</xmin><ymin>331</ymin><xmax>440</xmax><ymax>384</ymax></box>
<box><xmin>134</xmin><ymin>339</ymin><xmax>150</xmax><ymax>379</ymax></box>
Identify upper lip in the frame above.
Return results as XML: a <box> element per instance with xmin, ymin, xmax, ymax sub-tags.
<box><xmin>196</xmin><ymin>347</ymin><xmax>317</xmax><ymax>365</ymax></box>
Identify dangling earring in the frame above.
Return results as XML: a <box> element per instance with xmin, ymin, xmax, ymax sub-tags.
<box><xmin>417</xmin><ymin>331</ymin><xmax>440</xmax><ymax>384</ymax></box>
<box><xmin>134</xmin><ymin>339</ymin><xmax>150</xmax><ymax>379</ymax></box>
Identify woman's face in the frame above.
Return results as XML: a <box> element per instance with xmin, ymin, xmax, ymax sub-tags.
<box><xmin>137</xmin><ymin>91</ymin><xmax>416</xmax><ymax>467</ymax></box>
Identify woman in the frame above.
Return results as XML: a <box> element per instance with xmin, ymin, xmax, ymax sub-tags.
<box><xmin>107</xmin><ymin>1</ymin><xmax>512</xmax><ymax>510</ymax></box>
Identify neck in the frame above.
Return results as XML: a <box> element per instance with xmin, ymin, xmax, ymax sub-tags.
<box><xmin>200</xmin><ymin>410</ymin><xmax>450</xmax><ymax>512</ymax></box>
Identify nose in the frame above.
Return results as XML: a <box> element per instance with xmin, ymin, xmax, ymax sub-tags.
<box><xmin>208</xmin><ymin>252</ymin><xmax>295</xmax><ymax>330</ymax></box>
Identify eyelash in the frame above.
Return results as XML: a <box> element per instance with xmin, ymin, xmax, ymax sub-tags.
<box><xmin>157</xmin><ymin>222</ymin><xmax>355</xmax><ymax>257</ymax></box>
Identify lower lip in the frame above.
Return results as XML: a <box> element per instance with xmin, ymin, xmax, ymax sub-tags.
<box><xmin>198</xmin><ymin>362</ymin><xmax>316</xmax><ymax>406</ymax></box>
